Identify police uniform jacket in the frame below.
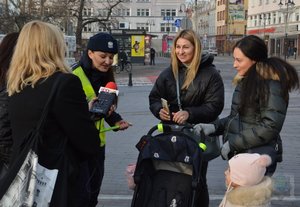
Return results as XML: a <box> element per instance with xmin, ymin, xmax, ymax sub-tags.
<box><xmin>76</xmin><ymin>52</ymin><xmax>123</xmax><ymax>127</ymax></box>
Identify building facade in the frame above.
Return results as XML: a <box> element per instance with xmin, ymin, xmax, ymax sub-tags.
<box><xmin>216</xmin><ymin>0</ymin><xmax>248</xmax><ymax>55</ymax></box>
<box><xmin>247</xmin><ymin>0</ymin><xmax>300</xmax><ymax>58</ymax></box>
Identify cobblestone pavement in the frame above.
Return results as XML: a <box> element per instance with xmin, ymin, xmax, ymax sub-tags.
<box><xmin>97</xmin><ymin>55</ymin><xmax>300</xmax><ymax>207</ymax></box>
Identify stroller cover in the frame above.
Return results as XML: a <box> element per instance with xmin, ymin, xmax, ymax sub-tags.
<box><xmin>131</xmin><ymin>124</ymin><xmax>205</xmax><ymax>207</ymax></box>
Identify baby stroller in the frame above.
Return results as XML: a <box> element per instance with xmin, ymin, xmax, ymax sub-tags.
<box><xmin>131</xmin><ymin>123</ymin><xmax>206</xmax><ymax>207</ymax></box>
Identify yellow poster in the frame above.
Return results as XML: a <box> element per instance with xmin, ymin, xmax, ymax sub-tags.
<box><xmin>131</xmin><ymin>35</ymin><xmax>144</xmax><ymax>57</ymax></box>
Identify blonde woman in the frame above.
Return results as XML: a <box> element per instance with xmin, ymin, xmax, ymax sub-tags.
<box><xmin>6</xmin><ymin>21</ymin><xmax>100</xmax><ymax>206</ymax></box>
<box><xmin>149</xmin><ymin>29</ymin><xmax>224</xmax><ymax>207</ymax></box>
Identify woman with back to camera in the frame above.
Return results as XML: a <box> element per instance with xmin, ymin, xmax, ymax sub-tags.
<box><xmin>149</xmin><ymin>29</ymin><xmax>224</xmax><ymax>207</ymax></box>
<box><xmin>6</xmin><ymin>20</ymin><xmax>100</xmax><ymax>206</ymax></box>
<box><xmin>194</xmin><ymin>35</ymin><xmax>300</xmax><ymax>175</ymax></box>
<box><xmin>0</xmin><ymin>32</ymin><xmax>19</xmax><ymax>177</ymax></box>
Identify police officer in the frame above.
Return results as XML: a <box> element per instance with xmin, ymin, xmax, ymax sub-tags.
<box><xmin>72</xmin><ymin>33</ymin><xmax>130</xmax><ymax>207</ymax></box>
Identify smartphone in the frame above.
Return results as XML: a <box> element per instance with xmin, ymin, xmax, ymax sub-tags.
<box><xmin>161</xmin><ymin>98</ymin><xmax>170</xmax><ymax>114</ymax></box>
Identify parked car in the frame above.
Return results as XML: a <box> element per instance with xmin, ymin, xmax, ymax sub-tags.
<box><xmin>202</xmin><ymin>47</ymin><xmax>218</xmax><ymax>56</ymax></box>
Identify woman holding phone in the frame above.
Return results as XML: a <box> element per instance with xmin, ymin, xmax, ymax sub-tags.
<box><xmin>148</xmin><ymin>29</ymin><xmax>224</xmax><ymax>207</ymax></box>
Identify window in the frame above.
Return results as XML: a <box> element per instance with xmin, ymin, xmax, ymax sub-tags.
<box><xmin>98</xmin><ymin>9</ymin><xmax>108</xmax><ymax>16</ymax></box>
<box><xmin>117</xmin><ymin>9</ymin><xmax>130</xmax><ymax>16</ymax></box>
<box><xmin>137</xmin><ymin>8</ymin><xmax>149</xmax><ymax>16</ymax></box>
<box><xmin>160</xmin><ymin>23</ymin><xmax>176</xmax><ymax>33</ymax></box>
<box><xmin>83</xmin><ymin>24</ymin><xmax>92</xmax><ymax>32</ymax></box>
<box><xmin>137</xmin><ymin>23</ymin><xmax>148</xmax><ymax>30</ymax></box>
<box><xmin>83</xmin><ymin>8</ymin><xmax>92</xmax><ymax>16</ymax></box>
<box><xmin>161</xmin><ymin>9</ymin><xmax>176</xmax><ymax>17</ymax></box>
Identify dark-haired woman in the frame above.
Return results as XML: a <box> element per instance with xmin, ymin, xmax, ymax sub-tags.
<box><xmin>0</xmin><ymin>32</ymin><xmax>19</xmax><ymax>176</ymax></box>
<box><xmin>194</xmin><ymin>35</ymin><xmax>299</xmax><ymax>175</ymax></box>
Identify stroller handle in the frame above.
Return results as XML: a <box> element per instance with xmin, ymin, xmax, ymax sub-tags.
<box><xmin>147</xmin><ymin>123</ymin><xmax>207</xmax><ymax>152</ymax></box>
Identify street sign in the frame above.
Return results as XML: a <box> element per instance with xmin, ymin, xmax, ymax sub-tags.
<box><xmin>174</xmin><ymin>19</ymin><xmax>181</xmax><ymax>28</ymax></box>
<box><xmin>163</xmin><ymin>16</ymin><xmax>174</xmax><ymax>21</ymax></box>
<box><xmin>180</xmin><ymin>17</ymin><xmax>193</xmax><ymax>29</ymax></box>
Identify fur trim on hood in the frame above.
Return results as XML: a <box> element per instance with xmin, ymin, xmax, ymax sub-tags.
<box><xmin>220</xmin><ymin>177</ymin><xmax>273</xmax><ymax>207</ymax></box>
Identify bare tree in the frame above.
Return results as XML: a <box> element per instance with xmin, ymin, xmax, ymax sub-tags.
<box><xmin>0</xmin><ymin>0</ymin><xmax>125</xmax><ymax>53</ymax></box>
<box><xmin>72</xmin><ymin>0</ymin><xmax>123</xmax><ymax>52</ymax></box>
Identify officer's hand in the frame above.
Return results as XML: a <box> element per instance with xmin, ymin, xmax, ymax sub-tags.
<box><xmin>88</xmin><ymin>97</ymin><xmax>98</xmax><ymax>111</ymax></box>
<box><xmin>115</xmin><ymin>120</ymin><xmax>132</xmax><ymax>130</ymax></box>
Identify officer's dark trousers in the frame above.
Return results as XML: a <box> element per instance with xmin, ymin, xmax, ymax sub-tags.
<box><xmin>75</xmin><ymin>146</ymin><xmax>105</xmax><ymax>207</ymax></box>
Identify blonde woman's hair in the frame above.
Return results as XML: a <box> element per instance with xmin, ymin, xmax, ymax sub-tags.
<box><xmin>7</xmin><ymin>20</ymin><xmax>71</xmax><ymax>96</ymax></box>
<box><xmin>171</xmin><ymin>29</ymin><xmax>202</xmax><ymax>89</ymax></box>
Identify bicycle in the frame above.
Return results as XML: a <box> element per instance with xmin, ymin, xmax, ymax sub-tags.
<box><xmin>112</xmin><ymin>60</ymin><xmax>132</xmax><ymax>74</ymax></box>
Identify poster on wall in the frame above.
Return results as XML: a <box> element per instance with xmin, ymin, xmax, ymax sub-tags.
<box><xmin>229</xmin><ymin>0</ymin><xmax>244</xmax><ymax>21</ymax></box>
<box><xmin>131</xmin><ymin>35</ymin><xmax>145</xmax><ymax>57</ymax></box>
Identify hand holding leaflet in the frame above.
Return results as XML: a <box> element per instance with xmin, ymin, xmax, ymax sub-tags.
<box><xmin>99</xmin><ymin>123</ymin><xmax>132</xmax><ymax>133</ymax></box>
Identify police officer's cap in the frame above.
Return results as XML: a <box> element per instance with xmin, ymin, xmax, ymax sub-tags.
<box><xmin>87</xmin><ymin>33</ymin><xmax>118</xmax><ymax>54</ymax></box>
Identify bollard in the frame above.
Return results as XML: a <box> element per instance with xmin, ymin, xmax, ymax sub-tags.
<box><xmin>128</xmin><ymin>71</ymin><xmax>133</xmax><ymax>86</ymax></box>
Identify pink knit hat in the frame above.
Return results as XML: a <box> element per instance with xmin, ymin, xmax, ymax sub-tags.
<box><xmin>229</xmin><ymin>153</ymin><xmax>272</xmax><ymax>187</ymax></box>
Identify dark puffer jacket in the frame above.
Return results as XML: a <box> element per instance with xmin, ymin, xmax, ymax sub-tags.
<box><xmin>215</xmin><ymin>78</ymin><xmax>285</xmax><ymax>162</ymax></box>
<box><xmin>0</xmin><ymin>85</ymin><xmax>12</xmax><ymax>165</ymax></box>
<box><xmin>149</xmin><ymin>54</ymin><xmax>224</xmax><ymax>124</ymax></box>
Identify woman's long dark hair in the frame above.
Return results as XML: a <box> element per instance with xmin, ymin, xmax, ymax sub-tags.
<box><xmin>234</xmin><ymin>35</ymin><xmax>299</xmax><ymax>114</ymax></box>
<box><xmin>0</xmin><ymin>32</ymin><xmax>19</xmax><ymax>86</ymax></box>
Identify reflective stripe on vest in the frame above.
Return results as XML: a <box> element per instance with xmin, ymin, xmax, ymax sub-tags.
<box><xmin>73</xmin><ymin>66</ymin><xmax>106</xmax><ymax>147</ymax></box>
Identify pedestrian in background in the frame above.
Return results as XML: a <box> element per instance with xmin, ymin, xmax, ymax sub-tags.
<box><xmin>219</xmin><ymin>153</ymin><xmax>273</xmax><ymax>207</ymax></box>
<box><xmin>194</xmin><ymin>35</ymin><xmax>299</xmax><ymax>175</ymax></box>
<box><xmin>119</xmin><ymin>49</ymin><xmax>128</xmax><ymax>71</ymax></box>
<box><xmin>6</xmin><ymin>20</ymin><xmax>100</xmax><ymax>206</ymax></box>
<box><xmin>149</xmin><ymin>29</ymin><xmax>224</xmax><ymax>207</ymax></box>
<box><xmin>72</xmin><ymin>32</ymin><xmax>130</xmax><ymax>207</ymax></box>
<box><xmin>150</xmin><ymin>47</ymin><xmax>156</xmax><ymax>65</ymax></box>
<box><xmin>293</xmin><ymin>46</ymin><xmax>297</xmax><ymax>60</ymax></box>
<box><xmin>0</xmin><ymin>32</ymin><xmax>18</xmax><ymax>178</ymax></box>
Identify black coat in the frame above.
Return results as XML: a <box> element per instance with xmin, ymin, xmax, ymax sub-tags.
<box><xmin>0</xmin><ymin>85</ymin><xmax>12</xmax><ymax>164</ymax></box>
<box><xmin>8</xmin><ymin>72</ymin><xmax>100</xmax><ymax>206</ymax></box>
<box><xmin>149</xmin><ymin>54</ymin><xmax>224</xmax><ymax>124</ymax></box>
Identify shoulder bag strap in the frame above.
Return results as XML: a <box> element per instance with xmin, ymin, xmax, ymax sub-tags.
<box><xmin>35</xmin><ymin>73</ymin><xmax>63</xmax><ymax>131</ymax></box>
<box><xmin>175</xmin><ymin>72</ymin><xmax>182</xmax><ymax>111</ymax></box>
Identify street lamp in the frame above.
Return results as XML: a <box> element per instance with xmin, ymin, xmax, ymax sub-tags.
<box><xmin>179</xmin><ymin>4</ymin><xmax>187</xmax><ymax>29</ymax></box>
<box><xmin>163</xmin><ymin>15</ymin><xmax>173</xmax><ymax>53</ymax></box>
<box><xmin>146</xmin><ymin>19</ymin><xmax>155</xmax><ymax>33</ymax></box>
<box><xmin>278</xmin><ymin>0</ymin><xmax>295</xmax><ymax>60</ymax></box>
<box><xmin>260</xmin><ymin>13</ymin><xmax>269</xmax><ymax>38</ymax></box>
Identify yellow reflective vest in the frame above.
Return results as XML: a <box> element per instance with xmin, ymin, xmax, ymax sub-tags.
<box><xmin>73</xmin><ymin>66</ymin><xmax>106</xmax><ymax>147</ymax></box>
